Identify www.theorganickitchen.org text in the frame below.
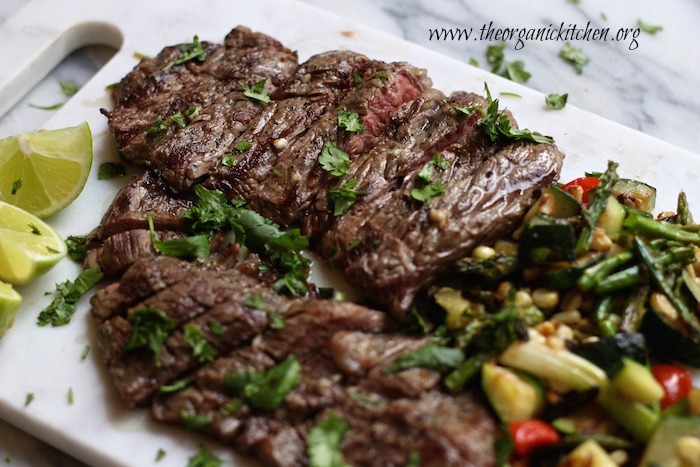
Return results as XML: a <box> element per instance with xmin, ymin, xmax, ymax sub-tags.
<box><xmin>429</xmin><ymin>21</ymin><xmax>642</xmax><ymax>50</ymax></box>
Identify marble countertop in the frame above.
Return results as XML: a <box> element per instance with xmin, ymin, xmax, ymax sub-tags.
<box><xmin>0</xmin><ymin>0</ymin><xmax>698</xmax><ymax>465</ymax></box>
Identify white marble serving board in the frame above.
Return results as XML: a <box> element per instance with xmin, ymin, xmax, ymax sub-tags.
<box><xmin>0</xmin><ymin>0</ymin><xmax>699</xmax><ymax>465</ymax></box>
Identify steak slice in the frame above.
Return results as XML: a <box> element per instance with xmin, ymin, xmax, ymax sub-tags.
<box><xmin>94</xmin><ymin>257</ymin><xmax>298</xmax><ymax>406</ymax></box>
<box><xmin>149</xmin><ymin>300</ymin><xmax>498</xmax><ymax>466</ymax></box>
<box><xmin>205</xmin><ymin>50</ymin><xmax>375</xmax><ymax>224</ymax></box>
<box><xmin>102</xmin><ymin>27</ymin><xmax>298</xmax><ymax>191</ymax></box>
<box><xmin>318</xmin><ymin>93</ymin><xmax>564</xmax><ymax>319</ymax></box>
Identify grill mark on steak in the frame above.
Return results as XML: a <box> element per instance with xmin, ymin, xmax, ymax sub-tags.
<box><xmin>102</xmin><ymin>27</ymin><xmax>298</xmax><ymax>191</ymax></box>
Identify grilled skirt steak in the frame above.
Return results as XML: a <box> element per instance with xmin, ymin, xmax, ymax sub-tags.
<box><xmin>93</xmin><ymin>257</ymin><xmax>498</xmax><ymax>466</ymax></box>
<box><xmin>102</xmin><ymin>27</ymin><xmax>298</xmax><ymax>191</ymax></box>
<box><xmin>93</xmin><ymin>25</ymin><xmax>568</xmax><ymax>466</ymax></box>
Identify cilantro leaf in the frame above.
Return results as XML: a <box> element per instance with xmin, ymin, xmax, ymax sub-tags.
<box><xmin>242</xmin><ymin>78</ymin><xmax>270</xmax><ymax>103</ymax></box>
<box><xmin>337</xmin><ymin>109</ymin><xmax>365</xmax><ymax>133</ymax></box>
<box><xmin>159</xmin><ymin>378</ymin><xmax>193</xmax><ymax>394</ymax></box>
<box><xmin>545</xmin><ymin>93</ymin><xmax>568</xmax><ymax>110</ymax></box>
<box><xmin>125</xmin><ymin>307</ymin><xmax>174</xmax><ymax>366</ymax></box>
<box><xmin>147</xmin><ymin>213</ymin><xmax>210</xmax><ymax>259</ymax></box>
<box><xmin>486</xmin><ymin>43</ymin><xmax>506</xmax><ymax>73</ymax></box>
<box><xmin>411</xmin><ymin>182</ymin><xmax>445</xmax><ymax>204</ymax></box>
<box><xmin>37</xmin><ymin>268</ymin><xmax>103</xmax><ymax>327</ymax></box>
<box><xmin>328</xmin><ymin>179</ymin><xmax>365</xmax><ymax>216</ymax></box>
<box><xmin>98</xmin><ymin>162</ymin><xmax>126</xmax><ymax>180</ymax></box>
<box><xmin>11</xmin><ymin>179</ymin><xmax>22</xmax><ymax>195</ymax></box>
<box><xmin>307</xmin><ymin>412</ymin><xmax>350</xmax><ymax>467</ymax></box>
<box><xmin>187</xmin><ymin>447</ymin><xmax>221</xmax><ymax>467</ymax></box>
<box><xmin>233</xmin><ymin>141</ymin><xmax>252</xmax><ymax>152</ymax></box>
<box><xmin>59</xmin><ymin>80</ymin><xmax>78</xmax><ymax>97</ymax></box>
<box><xmin>504</xmin><ymin>60</ymin><xmax>531</xmax><ymax>83</ymax></box>
<box><xmin>222</xmin><ymin>153</ymin><xmax>237</xmax><ymax>167</ymax></box>
<box><xmin>184</xmin><ymin>324</ymin><xmax>217</xmax><ymax>364</ymax></box>
<box><xmin>386</xmin><ymin>343</ymin><xmax>465</xmax><ymax>373</ymax></box>
<box><xmin>637</xmin><ymin>19</ymin><xmax>663</xmax><ymax>34</ymax></box>
<box><xmin>183</xmin><ymin>186</ymin><xmax>310</xmax><ymax>296</ymax></box>
<box><xmin>267</xmin><ymin>312</ymin><xmax>286</xmax><ymax>329</ymax></box>
<box><xmin>164</xmin><ymin>35</ymin><xmax>207</xmax><ymax>71</ymax></box>
<box><xmin>224</xmin><ymin>355</ymin><xmax>300</xmax><ymax>410</ymax></box>
<box><xmin>65</xmin><ymin>235</ymin><xmax>90</xmax><ymax>262</ymax></box>
<box><xmin>319</xmin><ymin>141</ymin><xmax>351</xmax><ymax>176</ymax></box>
<box><xmin>559</xmin><ymin>43</ymin><xmax>589</xmax><ymax>74</ymax></box>
<box><xmin>181</xmin><ymin>412</ymin><xmax>212</xmax><ymax>430</ymax></box>
<box><xmin>170</xmin><ymin>111</ymin><xmax>187</xmax><ymax>129</ymax></box>
<box><xmin>29</xmin><ymin>102</ymin><xmax>64</xmax><ymax>111</ymax></box>
<box><xmin>450</xmin><ymin>83</ymin><xmax>553</xmax><ymax>144</ymax></box>
<box><xmin>244</xmin><ymin>293</ymin><xmax>265</xmax><ymax>310</ymax></box>
<box><xmin>146</xmin><ymin>119</ymin><xmax>169</xmax><ymax>140</ymax></box>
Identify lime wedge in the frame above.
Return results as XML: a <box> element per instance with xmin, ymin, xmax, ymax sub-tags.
<box><xmin>0</xmin><ymin>281</ymin><xmax>22</xmax><ymax>338</ymax></box>
<box><xmin>0</xmin><ymin>122</ymin><xmax>92</xmax><ymax>218</ymax></box>
<box><xmin>0</xmin><ymin>201</ymin><xmax>67</xmax><ymax>285</ymax></box>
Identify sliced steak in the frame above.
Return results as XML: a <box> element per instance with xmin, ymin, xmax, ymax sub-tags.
<box><xmin>102</xmin><ymin>27</ymin><xmax>298</xmax><ymax>191</ymax></box>
<box><xmin>95</xmin><ymin>258</ymin><xmax>297</xmax><ymax>406</ymax></box>
<box><xmin>205</xmin><ymin>50</ymin><xmax>375</xmax><ymax>224</ymax></box>
<box><xmin>149</xmin><ymin>300</ymin><xmax>498</xmax><ymax>466</ymax></box>
<box><xmin>318</xmin><ymin>94</ymin><xmax>564</xmax><ymax>318</ymax></box>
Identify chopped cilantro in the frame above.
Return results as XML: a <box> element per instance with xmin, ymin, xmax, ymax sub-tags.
<box><xmin>184</xmin><ymin>324</ymin><xmax>217</xmax><ymax>364</ymax></box>
<box><xmin>170</xmin><ymin>111</ymin><xmax>187</xmax><ymax>129</ymax></box>
<box><xmin>159</xmin><ymin>378</ymin><xmax>193</xmax><ymax>394</ymax></box>
<box><xmin>164</xmin><ymin>35</ymin><xmax>207</xmax><ymax>71</ymax></box>
<box><xmin>224</xmin><ymin>355</ymin><xmax>300</xmax><ymax>410</ymax></box>
<box><xmin>125</xmin><ymin>307</ymin><xmax>174</xmax><ymax>366</ymax></box>
<box><xmin>337</xmin><ymin>109</ymin><xmax>365</xmax><ymax>133</ymax></box>
<box><xmin>29</xmin><ymin>102</ymin><xmax>64</xmax><ymax>111</ymax></box>
<box><xmin>267</xmin><ymin>312</ymin><xmax>286</xmax><ymax>330</ymax></box>
<box><xmin>11</xmin><ymin>179</ymin><xmax>21</xmax><ymax>195</ymax></box>
<box><xmin>307</xmin><ymin>412</ymin><xmax>350</xmax><ymax>467</ymax></box>
<box><xmin>386</xmin><ymin>343</ymin><xmax>465</xmax><ymax>373</ymax></box>
<box><xmin>406</xmin><ymin>451</ymin><xmax>421</xmax><ymax>467</ymax></box>
<box><xmin>182</xmin><ymin>185</ymin><xmax>310</xmax><ymax>296</ymax></box>
<box><xmin>98</xmin><ymin>162</ymin><xmax>126</xmax><ymax>180</ymax></box>
<box><xmin>67</xmin><ymin>387</ymin><xmax>74</xmax><ymax>405</ymax></box>
<box><xmin>637</xmin><ymin>19</ymin><xmax>663</xmax><ymax>34</ymax></box>
<box><xmin>24</xmin><ymin>393</ymin><xmax>34</xmax><ymax>407</ymax></box>
<box><xmin>187</xmin><ymin>447</ymin><xmax>221</xmax><ymax>467</ymax></box>
<box><xmin>208</xmin><ymin>319</ymin><xmax>227</xmax><ymax>337</ymax></box>
<box><xmin>468</xmin><ymin>58</ymin><xmax>479</xmax><ymax>67</ymax></box>
<box><xmin>318</xmin><ymin>141</ymin><xmax>351</xmax><ymax>176</ymax></box>
<box><xmin>155</xmin><ymin>448</ymin><xmax>167</xmax><ymax>462</ymax></box>
<box><xmin>146</xmin><ymin>119</ymin><xmax>169</xmax><ymax>140</ymax></box>
<box><xmin>233</xmin><ymin>141</ymin><xmax>252</xmax><ymax>152</ymax></box>
<box><xmin>222</xmin><ymin>153</ymin><xmax>237</xmax><ymax>167</ymax></box>
<box><xmin>181</xmin><ymin>412</ymin><xmax>212</xmax><ymax>430</ymax></box>
<box><xmin>28</xmin><ymin>223</ymin><xmax>41</xmax><ymax>235</ymax></box>
<box><xmin>545</xmin><ymin>93</ymin><xmax>569</xmax><ymax>110</ymax></box>
<box><xmin>328</xmin><ymin>178</ymin><xmax>365</xmax><ymax>216</ymax></box>
<box><xmin>37</xmin><ymin>268</ymin><xmax>103</xmax><ymax>327</ymax></box>
<box><xmin>80</xmin><ymin>345</ymin><xmax>90</xmax><ymax>361</ymax></box>
<box><xmin>59</xmin><ymin>80</ymin><xmax>78</xmax><ymax>97</ymax></box>
<box><xmin>499</xmin><ymin>92</ymin><xmax>522</xmax><ymax>98</ymax></box>
<box><xmin>147</xmin><ymin>212</ymin><xmax>210</xmax><ymax>259</ymax></box>
<box><xmin>244</xmin><ymin>293</ymin><xmax>265</xmax><ymax>310</ymax></box>
<box><xmin>352</xmin><ymin>72</ymin><xmax>363</xmax><ymax>85</ymax></box>
<box><xmin>486</xmin><ymin>43</ymin><xmax>506</xmax><ymax>73</ymax></box>
<box><xmin>411</xmin><ymin>182</ymin><xmax>445</xmax><ymax>204</ymax></box>
<box><xmin>242</xmin><ymin>78</ymin><xmax>270</xmax><ymax>103</ymax></box>
<box><xmin>450</xmin><ymin>83</ymin><xmax>553</xmax><ymax>144</ymax></box>
<box><xmin>504</xmin><ymin>60</ymin><xmax>531</xmax><ymax>83</ymax></box>
<box><xmin>559</xmin><ymin>43</ymin><xmax>589</xmax><ymax>74</ymax></box>
<box><xmin>65</xmin><ymin>235</ymin><xmax>90</xmax><ymax>262</ymax></box>
<box><xmin>374</xmin><ymin>71</ymin><xmax>389</xmax><ymax>80</ymax></box>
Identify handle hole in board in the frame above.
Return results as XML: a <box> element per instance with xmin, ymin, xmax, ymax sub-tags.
<box><xmin>0</xmin><ymin>21</ymin><xmax>123</xmax><ymax>135</ymax></box>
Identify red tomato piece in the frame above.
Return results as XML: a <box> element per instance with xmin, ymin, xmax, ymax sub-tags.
<box><xmin>508</xmin><ymin>419</ymin><xmax>561</xmax><ymax>458</ymax></box>
<box><xmin>562</xmin><ymin>176</ymin><xmax>601</xmax><ymax>205</ymax></box>
<box><xmin>652</xmin><ymin>364</ymin><xmax>693</xmax><ymax>409</ymax></box>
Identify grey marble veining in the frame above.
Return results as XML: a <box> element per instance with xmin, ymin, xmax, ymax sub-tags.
<box><xmin>0</xmin><ymin>0</ymin><xmax>698</xmax><ymax>465</ymax></box>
